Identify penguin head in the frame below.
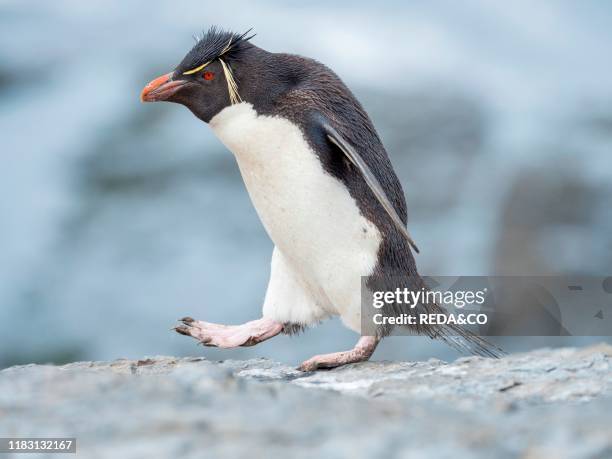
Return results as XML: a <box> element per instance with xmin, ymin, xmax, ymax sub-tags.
<box><xmin>141</xmin><ymin>27</ymin><xmax>256</xmax><ymax>122</ymax></box>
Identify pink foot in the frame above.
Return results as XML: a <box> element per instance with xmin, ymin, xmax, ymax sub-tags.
<box><xmin>174</xmin><ymin>317</ymin><xmax>283</xmax><ymax>348</ymax></box>
<box><xmin>298</xmin><ymin>336</ymin><xmax>379</xmax><ymax>371</ymax></box>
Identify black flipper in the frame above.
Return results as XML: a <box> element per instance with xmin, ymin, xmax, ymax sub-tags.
<box><xmin>322</xmin><ymin>122</ymin><xmax>420</xmax><ymax>254</ymax></box>
<box><xmin>322</xmin><ymin>121</ymin><xmax>504</xmax><ymax>358</ymax></box>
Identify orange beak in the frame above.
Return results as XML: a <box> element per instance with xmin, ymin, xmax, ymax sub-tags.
<box><xmin>140</xmin><ymin>73</ymin><xmax>187</xmax><ymax>102</ymax></box>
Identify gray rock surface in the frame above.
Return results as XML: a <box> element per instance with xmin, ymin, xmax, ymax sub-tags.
<box><xmin>1</xmin><ymin>345</ymin><xmax>611</xmax><ymax>459</ymax></box>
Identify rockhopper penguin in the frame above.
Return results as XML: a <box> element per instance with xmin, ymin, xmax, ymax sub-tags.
<box><xmin>141</xmin><ymin>27</ymin><xmax>500</xmax><ymax>370</ymax></box>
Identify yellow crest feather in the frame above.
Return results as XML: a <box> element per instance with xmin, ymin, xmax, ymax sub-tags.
<box><xmin>181</xmin><ymin>36</ymin><xmax>242</xmax><ymax>104</ymax></box>
<box><xmin>218</xmin><ymin>58</ymin><xmax>242</xmax><ymax>105</ymax></box>
<box><xmin>182</xmin><ymin>61</ymin><xmax>210</xmax><ymax>75</ymax></box>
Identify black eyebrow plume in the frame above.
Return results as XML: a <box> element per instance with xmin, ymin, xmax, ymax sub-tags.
<box><xmin>177</xmin><ymin>26</ymin><xmax>255</xmax><ymax>73</ymax></box>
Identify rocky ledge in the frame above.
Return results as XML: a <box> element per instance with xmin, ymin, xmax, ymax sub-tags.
<box><xmin>1</xmin><ymin>345</ymin><xmax>611</xmax><ymax>458</ymax></box>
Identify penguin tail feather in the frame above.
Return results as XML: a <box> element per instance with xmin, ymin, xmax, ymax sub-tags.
<box><xmin>431</xmin><ymin>321</ymin><xmax>506</xmax><ymax>359</ymax></box>
<box><xmin>413</xmin><ymin>277</ymin><xmax>506</xmax><ymax>359</ymax></box>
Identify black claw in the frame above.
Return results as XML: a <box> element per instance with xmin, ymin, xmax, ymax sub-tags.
<box><xmin>174</xmin><ymin>325</ymin><xmax>191</xmax><ymax>336</ymax></box>
<box><xmin>197</xmin><ymin>337</ymin><xmax>215</xmax><ymax>347</ymax></box>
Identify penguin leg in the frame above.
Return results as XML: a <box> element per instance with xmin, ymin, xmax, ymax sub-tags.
<box><xmin>174</xmin><ymin>317</ymin><xmax>283</xmax><ymax>348</ymax></box>
<box><xmin>298</xmin><ymin>336</ymin><xmax>379</xmax><ymax>371</ymax></box>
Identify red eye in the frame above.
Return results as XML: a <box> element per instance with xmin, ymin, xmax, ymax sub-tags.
<box><xmin>203</xmin><ymin>71</ymin><xmax>215</xmax><ymax>81</ymax></box>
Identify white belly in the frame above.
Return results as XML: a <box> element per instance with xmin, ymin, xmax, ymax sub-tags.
<box><xmin>209</xmin><ymin>103</ymin><xmax>382</xmax><ymax>330</ymax></box>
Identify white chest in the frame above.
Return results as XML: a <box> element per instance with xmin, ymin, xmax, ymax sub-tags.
<box><xmin>210</xmin><ymin>103</ymin><xmax>381</xmax><ymax>311</ymax></box>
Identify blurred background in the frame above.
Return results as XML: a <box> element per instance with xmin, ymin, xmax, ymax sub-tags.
<box><xmin>1</xmin><ymin>0</ymin><xmax>611</xmax><ymax>368</ymax></box>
